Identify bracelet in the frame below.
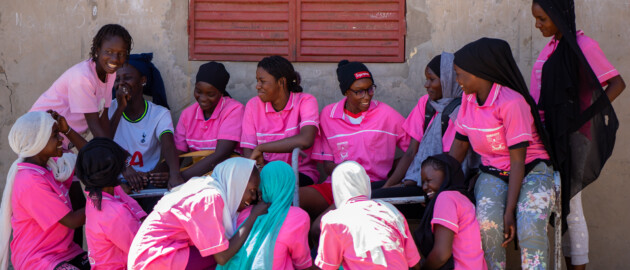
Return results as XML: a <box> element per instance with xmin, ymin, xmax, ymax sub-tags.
<box><xmin>64</xmin><ymin>128</ymin><xmax>72</xmax><ymax>135</ymax></box>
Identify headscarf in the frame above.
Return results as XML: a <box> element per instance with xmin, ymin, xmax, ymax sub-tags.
<box><xmin>534</xmin><ymin>0</ymin><xmax>618</xmax><ymax>230</ymax></box>
<box><xmin>196</xmin><ymin>61</ymin><xmax>231</xmax><ymax>97</ymax></box>
<box><xmin>405</xmin><ymin>52</ymin><xmax>463</xmax><ymax>184</ymax></box>
<box><xmin>427</xmin><ymin>55</ymin><xmax>441</xmax><ymax>77</ymax></box>
<box><xmin>154</xmin><ymin>157</ymin><xmax>255</xmax><ymax>238</ymax></box>
<box><xmin>75</xmin><ymin>138</ymin><xmax>129</xmax><ymax>211</ymax></box>
<box><xmin>324</xmin><ymin>161</ymin><xmax>407</xmax><ymax>267</ymax></box>
<box><xmin>413</xmin><ymin>154</ymin><xmax>470</xmax><ymax>269</ymax></box>
<box><xmin>0</xmin><ymin>111</ymin><xmax>76</xmax><ymax>270</ymax></box>
<box><xmin>336</xmin><ymin>60</ymin><xmax>374</xmax><ymax>95</ymax></box>
<box><xmin>112</xmin><ymin>53</ymin><xmax>170</xmax><ymax>109</ymax></box>
<box><xmin>219</xmin><ymin>161</ymin><xmax>294</xmax><ymax>270</ymax></box>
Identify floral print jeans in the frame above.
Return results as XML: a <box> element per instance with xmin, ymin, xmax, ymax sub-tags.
<box><xmin>475</xmin><ymin>162</ymin><xmax>555</xmax><ymax>270</ymax></box>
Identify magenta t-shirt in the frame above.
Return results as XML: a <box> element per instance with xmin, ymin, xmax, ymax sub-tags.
<box><xmin>403</xmin><ymin>95</ymin><xmax>457</xmax><ymax>152</ymax></box>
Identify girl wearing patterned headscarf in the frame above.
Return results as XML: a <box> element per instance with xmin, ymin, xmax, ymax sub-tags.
<box><xmin>0</xmin><ymin>111</ymin><xmax>88</xmax><ymax>270</ymax></box>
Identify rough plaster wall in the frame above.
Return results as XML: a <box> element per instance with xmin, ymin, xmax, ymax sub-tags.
<box><xmin>0</xmin><ymin>0</ymin><xmax>628</xmax><ymax>268</ymax></box>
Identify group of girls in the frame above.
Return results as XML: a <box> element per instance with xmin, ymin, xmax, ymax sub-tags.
<box><xmin>0</xmin><ymin>0</ymin><xmax>624</xmax><ymax>269</ymax></box>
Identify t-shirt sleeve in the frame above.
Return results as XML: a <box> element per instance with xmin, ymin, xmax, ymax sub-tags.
<box><xmin>68</xmin><ymin>75</ymin><xmax>101</xmax><ymax>114</ymax></box>
<box><xmin>174</xmin><ymin>110</ymin><xmax>189</xmax><ymax>152</ymax></box>
<box><xmin>403</xmin><ymin>95</ymin><xmax>429</xmax><ymax>142</ymax></box>
<box><xmin>179</xmin><ymin>193</ymin><xmax>229</xmax><ymax>257</ymax></box>
<box><xmin>19</xmin><ymin>177</ymin><xmax>72</xmax><ymax>230</ymax></box>
<box><xmin>454</xmin><ymin>107</ymin><xmax>468</xmax><ymax>137</ymax></box>
<box><xmin>502</xmin><ymin>99</ymin><xmax>535</xmax><ymax>147</ymax></box>
<box><xmin>298</xmin><ymin>95</ymin><xmax>320</xmax><ymax>130</ymax></box>
<box><xmin>217</xmin><ymin>102</ymin><xmax>244</xmax><ymax>142</ymax></box>
<box><xmin>315</xmin><ymin>219</ymin><xmax>344</xmax><ymax>270</ymax></box>
<box><xmin>155</xmin><ymin>109</ymin><xmax>175</xmax><ymax>140</ymax></box>
<box><xmin>311</xmin><ymin>116</ymin><xmax>334</xmax><ymax>161</ymax></box>
<box><xmin>106</xmin><ymin>207</ymin><xmax>143</xmax><ymax>254</ymax></box>
<box><xmin>431</xmin><ymin>192</ymin><xmax>460</xmax><ymax>234</ymax></box>
<box><xmin>442</xmin><ymin>119</ymin><xmax>457</xmax><ymax>151</ymax></box>
<box><xmin>393</xmin><ymin>109</ymin><xmax>410</xmax><ymax>152</ymax></box>
<box><xmin>289</xmin><ymin>209</ymin><xmax>313</xmax><ymax>269</ymax></box>
<box><xmin>580</xmin><ymin>38</ymin><xmax>620</xmax><ymax>84</ymax></box>
<box><xmin>240</xmin><ymin>102</ymin><xmax>258</xmax><ymax>149</ymax></box>
<box><xmin>403</xmin><ymin>217</ymin><xmax>422</xmax><ymax>267</ymax></box>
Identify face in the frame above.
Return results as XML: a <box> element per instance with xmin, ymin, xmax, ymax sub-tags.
<box><xmin>194</xmin><ymin>81</ymin><xmax>223</xmax><ymax>112</ymax></box>
<box><xmin>421</xmin><ymin>165</ymin><xmax>445</xmax><ymax>200</ymax></box>
<box><xmin>453</xmin><ymin>64</ymin><xmax>486</xmax><ymax>95</ymax></box>
<box><xmin>256</xmin><ymin>67</ymin><xmax>285</xmax><ymax>103</ymax></box>
<box><xmin>532</xmin><ymin>3</ymin><xmax>559</xmax><ymax>38</ymax></box>
<box><xmin>38</xmin><ymin>123</ymin><xmax>64</xmax><ymax>159</ymax></box>
<box><xmin>344</xmin><ymin>78</ymin><xmax>374</xmax><ymax>113</ymax></box>
<box><xmin>424</xmin><ymin>67</ymin><xmax>443</xmax><ymax>101</ymax></box>
<box><xmin>114</xmin><ymin>64</ymin><xmax>146</xmax><ymax>100</ymax></box>
<box><xmin>238</xmin><ymin>167</ymin><xmax>260</xmax><ymax>211</ymax></box>
<box><xmin>96</xmin><ymin>35</ymin><xmax>128</xmax><ymax>74</ymax></box>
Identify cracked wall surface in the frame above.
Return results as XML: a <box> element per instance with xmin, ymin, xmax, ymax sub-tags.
<box><xmin>0</xmin><ymin>0</ymin><xmax>629</xmax><ymax>268</ymax></box>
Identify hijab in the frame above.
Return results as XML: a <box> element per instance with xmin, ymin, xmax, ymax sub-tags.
<box><xmin>405</xmin><ymin>52</ymin><xmax>463</xmax><ymax>184</ymax></box>
<box><xmin>534</xmin><ymin>0</ymin><xmax>618</xmax><ymax>230</ymax></box>
<box><xmin>324</xmin><ymin>161</ymin><xmax>408</xmax><ymax>267</ymax></box>
<box><xmin>413</xmin><ymin>154</ymin><xmax>470</xmax><ymax>269</ymax></box>
<box><xmin>0</xmin><ymin>111</ymin><xmax>76</xmax><ymax>270</ymax></box>
<box><xmin>154</xmin><ymin>157</ymin><xmax>255</xmax><ymax>238</ymax></box>
<box><xmin>219</xmin><ymin>161</ymin><xmax>294</xmax><ymax>270</ymax></box>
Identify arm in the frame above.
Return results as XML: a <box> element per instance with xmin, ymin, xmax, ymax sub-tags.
<box><xmin>159</xmin><ymin>132</ymin><xmax>185</xmax><ymax>189</ymax></box>
<box><xmin>109</xmin><ymin>89</ymin><xmax>130</xmax><ymax>137</ymax></box>
<box><xmin>214</xmin><ymin>202</ymin><xmax>269</xmax><ymax>265</ymax></box>
<box><xmin>250</xmin><ymin>125</ymin><xmax>318</xmax><ymax>162</ymax></box>
<box><xmin>323</xmin><ymin>161</ymin><xmax>338</xmax><ymax>177</ymax></box>
<box><xmin>48</xmin><ymin>110</ymin><xmax>88</xmax><ymax>150</ymax></box>
<box><xmin>605</xmin><ymin>75</ymin><xmax>625</xmax><ymax>102</ymax></box>
<box><xmin>58</xmin><ymin>207</ymin><xmax>85</xmax><ymax>229</ymax></box>
<box><xmin>181</xmin><ymin>140</ymin><xmax>237</xmax><ymax>180</ymax></box>
<box><xmin>85</xmin><ymin>112</ymin><xmax>112</xmax><ymax>138</ymax></box>
<box><xmin>421</xmin><ymin>225</ymin><xmax>454</xmax><ymax>270</ymax></box>
<box><xmin>502</xmin><ymin>146</ymin><xmax>526</xmax><ymax>247</ymax></box>
<box><xmin>383</xmin><ymin>138</ymin><xmax>420</xmax><ymax>187</ymax></box>
<box><xmin>449</xmin><ymin>138</ymin><xmax>470</xmax><ymax>164</ymax></box>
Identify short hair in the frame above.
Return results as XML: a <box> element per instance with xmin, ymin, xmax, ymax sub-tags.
<box><xmin>90</xmin><ymin>24</ymin><xmax>133</xmax><ymax>61</ymax></box>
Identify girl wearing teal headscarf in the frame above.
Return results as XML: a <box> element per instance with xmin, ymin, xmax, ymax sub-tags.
<box><xmin>220</xmin><ymin>161</ymin><xmax>313</xmax><ymax>270</ymax></box>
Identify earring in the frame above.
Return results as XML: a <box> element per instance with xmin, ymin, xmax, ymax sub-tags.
<box><xmin>95</xmin><ymin>54</ymin><xmax>98</xmax><ymax>58</ymax></box>
<box><xmin>142</xmin><ymin>83</ymin><xmax>147</xmax><ymax>87</ymax></box>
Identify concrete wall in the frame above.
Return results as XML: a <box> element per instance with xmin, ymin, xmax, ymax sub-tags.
<box><xmin>1</xmin><ymin>0</ymin><xmax>628</xmax><ymax>268</ymax></box>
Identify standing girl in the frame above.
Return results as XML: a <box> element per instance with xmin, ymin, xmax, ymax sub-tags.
<box><xmin>449</xmin><ymin>38</ymin><xmax>554</xmax><ymax>270</ymax></box>
<box><xmin>241</xmin><ymin>55</ymin><xmax>319</xmax><ymax>186</ymax></box>
<box><xmin>531</xmin><ymin>1</ymin><xmax>625</xmax><ymax>269</ymax></box>
<box><xmin>0</xmin><ymin>111</ymin><xmax>88</xmax><ymax>270</ymax></box>
<box><xmin>31</xmin><ymin>24</ymin><xmax>133</xmax><ymax>148</ymax></box>
<box><xmin>76</xmin><ymin>138</ymin><xmax>147</xmax><ymax>270</ymax></box>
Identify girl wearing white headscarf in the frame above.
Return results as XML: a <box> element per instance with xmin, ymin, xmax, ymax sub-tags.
<box><xmin>0</xmin><ymin>111</ymin><xmax>88</xmax><ymax>270</ymax></box>
<box><xmin>127</xmin><ymin>157</ymin><xmax>269</xmax><ymax>270</ymax></box>
<box><xmin>315</xmin><ymin>161</ymin><xmax>420</xmax><ymax>270</ymax></box>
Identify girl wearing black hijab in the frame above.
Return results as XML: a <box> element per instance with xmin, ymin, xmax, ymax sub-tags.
<box><xmin>531</xmin><ymin>1</ymin><xmax>625</xmax><ymax>268</ymax></box>
<box><xmin>449</xmin><ymin>38</ymin><xmax>555</xmax><ymax>269</ymax></box>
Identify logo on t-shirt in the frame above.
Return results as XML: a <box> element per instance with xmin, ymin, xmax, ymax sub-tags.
<box><xmin>141</xmin><ymin>132</ymin><xmax>147</xmax><ymax>144</ymax></box>
<box><xmin>486</xmin><ymin>132</ymin><xmax>506</xmax><ymax>151</ymax></box>
<box><xmin>130</xmin><ymin>151</ymin><xmax>144</xmax><ymax>167</ymax></box>
<box><xmin>354</xmin><ymin>71</ymin><xmax>371</xmax><ymax>79</ymax></box>
<box><xmin>337</xmin><ymin>141</ymin><xmax>349</xmax><ymax>160</ymax></box>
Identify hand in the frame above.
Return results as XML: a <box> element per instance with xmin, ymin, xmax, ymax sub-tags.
<box><xmin>249</xmin><ymin>147</ymin><xmax>265</xmax><ymax>168</ymax></box>
<box><xmin>120</xmin><ymin>183</ymin><xmax>133</xmax><ymax>194</ymax></box>
<box><xmin>403</xmin><ymin>180</ymin><xmax>417</xmax><ymax>187</ymax></box>
<box><xmin>250</xmin><ymin>201</ymin><xmax>270</xmax><ymax>217</ymax></box>
<box><xmin>122</xmin><ymin>166</ymin><xmax>147</xmax><ymax>192</ymax></box>
<box><xmin>148</xmin><ymin>172</ymin><xmax>170</xmax><ymax>188</ymax></box>
<box><xmin>502</xmin><ymin>211</ymin><xmax>516</xmax><ymax>247</ymax></box>
<box><xmin>47</xmin><ymin>110</ymin><xmax>70</xmax><ymax>134</ymax></box>
<box><xmin>116</xmin><ymin>85</ymin><xmax>131</xmax><ymax>110</ymax></box>
<box><xmin>167</xmin><ymin>172</ymin><xmax>185</xmax><ymax>190</ymax></box>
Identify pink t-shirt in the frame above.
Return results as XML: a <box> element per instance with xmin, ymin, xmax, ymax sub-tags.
<box><xmin>85</xmin><ymin>186</ymin><xmax>147</xmax><ymax>270</ymax></box>
<box><xmin>31</xmin><ymin>59</ymin><xmax>114</xmax><ymax>147</ymax></box>
<box><xmin>431</xmin><ymin>191</ymin><xmax>487</xmax><ymax>270</ymax></box>
<box><xmin>530</xmin><ymin>30</ymin><xmax>619</xmax><ymax>105</ymax></box>
<box><xmin>240</xmin><ymin>92</ymin><xmax>320</xmax><ymax>181</ymax></box>
<box><xmin>128</xmin><ymin>190</ymin><xmax>229</xmax><ymax>270</ymax></box>
<box><xmin>175</xmin><ymin>97</ymin><xmax>244</xmax><ymax>152</ymax></box>
<box><xmin>236</xmin><ymin>206</ymin><xmax>312</xmax><ymax>270</ymax></box>
<box><xmin>312</xmin><ymin>98</ymin><xmax>410</xmax><ymax>182</ymax></box>
<box><xmin>454</xmin><ymin>83</ymin><xmax>549</xmax><ymax>171</ymax></box>
<box><xmin>315</xmin><ymin>197</ymin><xmax>420</xmax><ymax>270</ymax></box>
<box><xmin>10</xmin><ymin>163</ymin><xmax>84</xmax><ymax>270</ymax></box>
<box><xmin>403</xmin><ymin>95</ymin><xmax>457</xmax><ymax>152</ymax></box>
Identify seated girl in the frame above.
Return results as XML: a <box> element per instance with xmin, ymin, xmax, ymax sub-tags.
<box><xmin>109</xmin><ymin>56</ymin><xmax>183</xmax><ymax>193</ymax></box>
<box><xmin>175</xmin><ymin>61</ymin><xmax>244</xmax><ymax>180</ymax></box>
<box><xmin>76</xmin><ymin>138</ymin><xmax>147</xmax><ymax>270</ymax></box>
<box><xmin>0</xmin><ymin>111</ymin><xmax>88</xmax><ymax>270</ymax></box>
<box><xmin>315</xmin><ymin>161</ymin><xmax>420</xmax><ymax>270</ymax></box>
<box><xmin>449</xmin><ymin>38</ymin><xmax>554</xmax><ymax>269</ymax></box>
<box><xmin>30</xmin><ymin>24</ymin><xmax>133</xmax><ymax>149</ymax></box>
<box><xmin>241</xmin><ymin>55</ymin><xmax>319</xmax><ymax>186</ymax></box>
<box><xmin>301</xmin><ymin>60</ymin><xmax>409</xmax><ymax>221</ymax></box>
<box><xmin>414</xmin><ymin>154</ymin><xmax>486</xmax><ymax>269</ymax></box>
<box><xmin>221</xmin><ymin>161</ymin><xmax>313</xmax><ymax>270</ymax></box>
<box><xmin>127</xmin><ymin>157</ymin><xmax>269</xmax><ymax>270</ymax></box>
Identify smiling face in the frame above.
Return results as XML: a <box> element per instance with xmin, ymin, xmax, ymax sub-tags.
<box><xmin>424</xmin><ymin>66</ymin><xmax>443</xmax><ymax>101</ymax></box>
<box><xmin>421</xmin><ymin>165</ymin><xmax>445</xmax><ymax>200</ymax></box>
<box><xmin>114</xmin><ymin>64</ymin><xmax>146</xmax><ymax>102</ymax></box>
<box><xmin>344</xmin><ymin>78</ymin><xmax>374</xmax><ymax>113</ymax></box>
<box><xmin>95</xmin><ymin>35</ymin><xmax>128</xmax><ymax>75</ymax></box>
<box><xmin>238</xmin><ymin>167</ymin><xmax>261</xmax><ymax>211</ymax></box>
<box><xmin>532</xmin><ymin>3</ymin><xmax>560</xmax><ymax>39</ymax></box>
<box><xmin>39</xmin><ymin>123</ymin><xmax>64</xmax><ymax>159</ymax></box>
<box><xmin>256</xmin><ymin>67</ymin><xmax>286</xmax><ymax>103</ymax></box>
<box><xmin>453</xmin><ymin>64</ymin><xmax>486</xmax><ymax>96</ymax></box>
<box><xmin>194</xmin><ymin>81</ymin><xmax>223</xmax><ymax>114</ymax></box>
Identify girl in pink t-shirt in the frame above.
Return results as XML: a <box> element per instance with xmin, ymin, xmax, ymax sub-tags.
<box><xmin>75</xmin><ymin>138</ymin><xmax>147</xmax><ymax>270</ymax></box>
<box><xmin>30</xmin><ymin>24</ymin><xmax>133</xmax><ymax>149</ymax></box>
<box><xmin>0</xmin><ymin>111</ymin><xmax>89</xmax><ymax>270</ymax></box>
<box><xmin>175</xmin><ymin>61</ymin><xmax>244</xmax><ymax>180</ymax></box>
<box><xmin>241</xmin><ymin>56</ymin><xmax>319</xmax><ymax>187</ymax></box>
<box><xmin>414</xmin><ymin>154</ymin><xmax>486</xmax><ymax>270</ymax></box>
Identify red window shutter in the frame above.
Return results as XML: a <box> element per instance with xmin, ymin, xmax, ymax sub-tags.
<box><xmin>296</xmin><ymin>0</ymin><xmax>406</xmax><ymax>63</ymax></box>
<box><xmin>189</xmin><ymin>0</ymin><xmax>293</xmax><ymax>61</ymax></box>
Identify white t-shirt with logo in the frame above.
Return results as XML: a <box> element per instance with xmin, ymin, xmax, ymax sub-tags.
<box><xmin>109</xmin><ymin>100</ymin><xmax>174</xmax><ymax>172</ymax></box>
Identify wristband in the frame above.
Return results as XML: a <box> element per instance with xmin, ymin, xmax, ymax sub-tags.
<box><xmin>64</xmin><ymin>128</ymin><xmax>72</xmax><ymax>135</ymax></box>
